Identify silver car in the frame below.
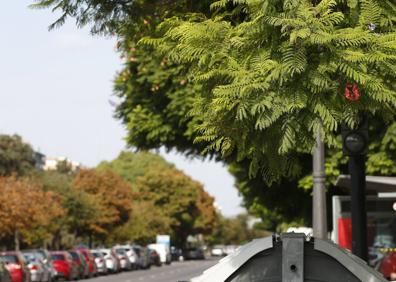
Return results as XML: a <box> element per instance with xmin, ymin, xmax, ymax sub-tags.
<box><xmin>90</xmin><ymin>250</ymin><xmax>107</xmax><ymax>275</ymax></box>
<box><xmin>112</xmin><ymin>247</ymin><xmax>132</xmax><ymax>271</ymax></box>
<box><xmin>23</xmin><ymin>249</ymin><xmax>54</xmax><ymax>282</ymax></box>
<box><xmin>117</xmin><ymin>245</ymin><xmax>138</xmax><ymax>270</ymax></box>
<box><xmin>22</xmin><ymin>253</ymin><xmax>51</xmax><ymax>282</ymax></box>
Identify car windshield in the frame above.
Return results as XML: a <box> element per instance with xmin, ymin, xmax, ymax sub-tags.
<box><xmin>115</xmin><ymin>249</ymin><xmax>125</xmax><ymax>255</ymax></box>
<box><xmin>51</xmin><ymin>254</ymin><xmax>65</xmax><ymax>261</ymax></box>
<box><xmin>1</xmin><ymin>255</ymin><xmax>18</xmax><ymax>263</ymax></box>
<box><xmin>34</xmin><ymin>252</ymin><xmax>45</xmax><ymax>261</ymax></box>
<box><xmin>69</xmin><ymin>252</ymin><xmax>79</xmax><ymax>259</ymax></box>
<box><xmin>23</xmin><ymin>254</ymin><xmax>37</xmax><ymax>262</ymax></box>
<box><xmin>133</xmin><ymin>248</ymin><xmax>140</xmax><ymax>256</ymax></box>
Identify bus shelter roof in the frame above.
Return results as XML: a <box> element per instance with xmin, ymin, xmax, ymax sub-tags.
<box><xmin>336</xmin><ymin>175</ymin><xmax>396</xmax><ymax>193</ymax></box>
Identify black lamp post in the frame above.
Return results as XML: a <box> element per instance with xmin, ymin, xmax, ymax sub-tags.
<box><xmin>342</xmin><ymin>113</ymin><xmax>368</xmax><ymax>261</ymax></box>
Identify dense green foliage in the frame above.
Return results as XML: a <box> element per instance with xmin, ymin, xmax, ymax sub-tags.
<box><xmin>133</xmin><ymin>166</ymin><xmax>217</xmax><ymax>247</ymax></box>
<box><xmin>97</xmin><ymin>151</ymin><xmax>171</xmax><ymax>183</ymax></box>
<box><xmin>208</xmin><ymin>214</ymin><xmax>271</xmax><ymax>245</ymax></box>
<box><xmin>0</xmin><ymin>135</ymin><xmax>36</xmax><ymax>176</ymax></box>
<box><xmin>98</xmin><ymin>151</ymin><xmax>218</xmax><ymax>247</ymax></box>
<box><xmin>145</xmin><ymin>0</ymin><xmax>396</xmax><ymax>181</ymax></box>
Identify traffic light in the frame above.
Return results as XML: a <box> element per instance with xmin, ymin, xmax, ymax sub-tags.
<box><xmin>341</xmin><ymin>113</ymin><xmax>368</xmax><ymax>156</ymax></box>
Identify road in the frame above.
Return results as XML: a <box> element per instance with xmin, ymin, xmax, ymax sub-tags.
<box><xmin>79</xmin><ymin>259</ymin><xmax>219</xmax><ymax>282</ymax></box>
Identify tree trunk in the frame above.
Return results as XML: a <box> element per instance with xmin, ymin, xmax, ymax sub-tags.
<box><xmin>14</xmin><ymin>230</ymin><xmax>20</xmax><ymax>251</ymax></box>
<box><xmin>88</xmin><ymin>233</ymin><xmax>93</xmax><ymax>248</ymax></box>
<box><xmin>52</xmin><ymin>231</ymin><xmax>61</xmax><ymax>250</ymax></box>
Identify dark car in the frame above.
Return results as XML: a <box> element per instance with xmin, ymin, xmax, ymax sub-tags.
<box><xmin>138</xmin><ymin>247</ymin><xmax>151</xmax><ymax>269</ymax></box>
<box><xmin>68</xmin><ymin>250</ymin><xmax>89</xmax><ymax>279</ymax></box>
<box><xmin>148</xmin><ymin>250</ymin><xmax>161</xmax><ymax>267</ymax></box>
<box><xmin>171</xmin><ymin>247</ymin><xmax>183</xmax><ymax>262</ymax></box>
<box><xmin>183</xmin><ymin>247</ymin><xmax>205</xmax><ymax>260</ymax></box>
<box><xmin>50</xmin><ymin>251</ymin><xmax>79</xmax><ymax>281</ymax></box>
<box><xmin>0</xmin><ymin>260</ymin><xmax>11</xmax><ymax>282</ymax></box>
<box><xmin>0</xmin><ymin>252</ymin><xmax>30</xmax><ymax>282</ymax></box>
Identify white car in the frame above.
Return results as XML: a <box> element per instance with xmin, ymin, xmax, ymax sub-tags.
<box><xmin>100</xmin><ymin>249</ymin><xmax>120</xmax><ymax>273</ymax></box>
<box><xmin>211</xmin><ymin>245</ymin><xmax>225</xmax><ymax>257</ymax></box>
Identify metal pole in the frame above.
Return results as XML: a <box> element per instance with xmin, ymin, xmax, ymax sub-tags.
<box><xmin>312</xmin><ymin>132</ymin><xmax>327</xmax><ymax>239</ymax></box>
<box><xmin>349</xmin><ymin>154</ymin><xmax>368</xmax><ymax>261</ymax></box>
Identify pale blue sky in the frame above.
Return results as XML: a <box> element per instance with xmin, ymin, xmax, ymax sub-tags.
<box><xmin>0</xmin><ymin>1</ymin><xmax>244</xmax><ymax>216</ymax></box>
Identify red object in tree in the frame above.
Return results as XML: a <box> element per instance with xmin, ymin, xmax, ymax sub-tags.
<box><xmin>344</xmin><ymin>83</ymin><xmax>361</xmax><ymax>101</ymax></box>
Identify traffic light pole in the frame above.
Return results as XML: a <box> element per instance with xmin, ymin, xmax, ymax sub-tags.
<box><xmin>349</xmin><ymin>154</ymin><xmax>368</xmax><ymax>261</ymax></box>
<box><xmin>313</xmin><ymin>132</ymin><xmax>327</xmax><ymax>239</ymax></box>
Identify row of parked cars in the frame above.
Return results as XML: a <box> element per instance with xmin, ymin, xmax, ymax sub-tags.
<box><xmin>0</xmin><ymin>243</ymin><xmax>172</xmax><ymax>282</ymax></box>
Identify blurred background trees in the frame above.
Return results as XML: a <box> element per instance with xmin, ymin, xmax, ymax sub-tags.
<box><xmin>0</xmin><ymin>134</ymin><xmax>36</xmax><ymax>176</ymax></box>
<box><xmin>0</xmin><ymin>135</ymin><xmax>228</xmax><ymax>250</ymax></box>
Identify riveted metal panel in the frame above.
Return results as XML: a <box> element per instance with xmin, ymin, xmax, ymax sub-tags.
<box><xmin>281</xmin><ymin>233</ymin><xmax>304</xmax><ymax>282</ymax></box>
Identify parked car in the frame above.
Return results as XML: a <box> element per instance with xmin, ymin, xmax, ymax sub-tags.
<box><xmin>211</xmin><ymin>245</ymin><xmax>225</xmax><ymax>257</ymax></box>
<box><xmin>170</xmin><ymin>247</ymin><xmax>183</xmax><ymax>262</ymax></box>
<box><xmin>147</xmin><ymin>244</ymin><xmax>171</xmax><ymax>265</ymax></box>
<box><xmin>183</xmin><ymin>247</ymin><xmax>205</xmax><ymax>260</ymax></box>
<box><xmin>379</xmin><ymin>251</ymin><xmax>396</xmax><ymax>280</ymax></box>
<box><xmin>74</xmin><ymin>248</ymin><xmax>96</xmax><ymax>278</ymax></box>
<box><xmin>0</xmin><ymin>252</ymin><xmax>30</xmax><ymax>282</ymax></box>
<box><xmin>68</xmin><ymin>250</ymin><xmax>89</xmax><ymax>279</ymax></box>
<box><xmin>111</xmin><ymin>247</ymin><xmax>131</xmax><ymax>271</ymax></box>
<box><xmin>134</xmin><ymin>247</ymin><xmax>150</xmax><ymax>269</ymax></box>
<box><xmin>0</xmin><ymin>260</ymin><xmax>12</xmax><ymax>282</ymax></box>
<box><xmin>223</xmin><ymin>245</ymin><xmax>239</xmax><ymax>256</ymax></box>
<box><xmin>116</xmin><ymin>246</ymin><xmax>137</xmax><ymax>270</ymax></box>
<box><xmin>21</xmin><ymin>253</ymin><xmax>50</xmax><ymax>282</ymax></box>
<box><xmin>90</xmin><ymin>251</ymin><xmax>107</xmax><ymax>275</ymax></box>
<box><xmin>148</xmin><ymin>249</ymin><xmax>161</xmax><ymax>267</ymax></box>
<box><xmin>50</xmin><ymin>251</ymin><xmax>79</xmax><ymax>281</ymax></box>
<box><xmin>99</xmin><ymin>249</ymin><xmax>120</xmax><ymax>273</ymax></box>
<box><xmin>23</xmin><ymin>250</ymin><xmax>54</xmax><ymax>282</ymax></box>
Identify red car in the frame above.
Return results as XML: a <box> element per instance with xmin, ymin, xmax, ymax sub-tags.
<box><xmin>74</xmin><ymin>248</ymin><xmax>96</xmax><ymax>278</ymax></box>
<box><xmin>379</xmin><ymin>251</ymin><xmax>396</xmax><ymax>280</ymax></box>
<box><xmin>50</xmin><ymin>251</ymin><xmax>79</xmax><ymax>281</ymax></box>
<box><xmin>0</xmin><ymin>252</ymin><xmax>30</xmax><ymax>282</ymax></box>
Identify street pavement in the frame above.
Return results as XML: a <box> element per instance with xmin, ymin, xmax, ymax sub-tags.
<box><xmin>79</xmin><ymin>258</ymin><xmax>219</xmax><ymax>282</ymax></box>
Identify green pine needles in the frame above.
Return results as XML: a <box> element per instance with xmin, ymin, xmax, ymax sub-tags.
<box><xmin>141</xmin><ymin>0</ymin><xmax>396</xmax><ymax>181</ymax></box>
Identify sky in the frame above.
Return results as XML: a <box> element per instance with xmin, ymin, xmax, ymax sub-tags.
<box><xmin>0</xmin><ymin>1</ymin><xmax>245</xmax><ymax>216</ymax></box>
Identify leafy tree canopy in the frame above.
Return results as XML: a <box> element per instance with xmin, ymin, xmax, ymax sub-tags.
<box><xmin>144</xmin><ymin>0</ymin><xmax>396</xmax><ymax>181</ymax></box>
<box><xmin>30</xmin><ymin>0</ymin><xmax>212</xmax><ymax>35</ymax></box>
<box><xmin>97</xmin><ymin>151</ymin><xmax>172</xmax><ymax>184</ymax></box>
<box><xmin>0</xmin><ymin>176</ymin><xmax>64</xmax><ymax>250</ymax></box>
<box><xmin>73</xmin><ymin>169</ymin><xmax>134</xmax><ymax>236</ymax></box>
<box><xmin>208</xmin><ymin>214</ymin><xmax>271</xmax><ymax>245</ymax></box>
<box><xmin>109</xmin><ymin>201</ymin><xmax>172</xmax><ymax>245</ymax></box>
<box><xmin>40</xmin><ymin>170</ymin><xmax>105</xmax><ymax>248</ymax></box>
<box><xmin>133</xmin><ymin>165</ymin><xmax>218</xmax><ymax>247</ymax></box>
<box><xmin>0</xmin><ymin>134</ymin><xmax>36</xmax><ymax>176</ymax></box>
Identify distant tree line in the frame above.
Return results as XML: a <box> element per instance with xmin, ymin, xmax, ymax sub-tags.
<box><xmin>0</xmin><ymin>134</ymin><xmax>261</xmax><ymax>250</ymax></box>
